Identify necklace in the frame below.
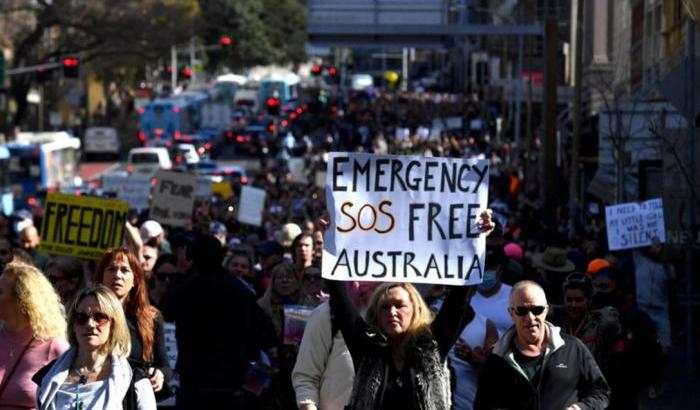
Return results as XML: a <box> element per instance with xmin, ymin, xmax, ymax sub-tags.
<box><xmin>72</xmin><ymin>356</ymin><xmax>109</xmax><ymax>384</ymax></box>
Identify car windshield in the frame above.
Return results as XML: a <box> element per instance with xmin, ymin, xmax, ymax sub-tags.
<box><xmin>131</xmin><ymin>153</ymin><xmax>160</xmax><ymax>164</ymax></box>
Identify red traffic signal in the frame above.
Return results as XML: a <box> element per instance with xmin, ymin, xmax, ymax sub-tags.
<box><xmin>62</xmin><ymin>57</ymin><xmax>79</xmax><ymax>78</ymax></box>
<box><xmin>329</xmin><ymin>66</ymin><xmax>337</xmax><ymax>76</ymax></box>
<box><xmin>36</xmin><ymin>67</ymin><xmax>50</xmax><ymax>83</ymax></box>
<box><xmin>311</xmin><ymin>65</ymin><xmax>322</xmax><ymax>76</ymax></box>
<box><xmin>180</xmin><ymin>68</ymin><xmax>193</xmax><ymax>79</ymax></box>
<box><xmin>219</xmin><ymin>36</ymin><xmax>232</xmax><ymax>47</ymax></box>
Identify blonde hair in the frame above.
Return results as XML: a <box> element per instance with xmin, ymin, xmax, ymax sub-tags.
<box><xmin>4</xmin><ymin>262</ymin><xmax>67</xmax><ymax>341</ymax></box>
<box><xmin>365</xmin><ymin>282</ymin><xmax>434</xmax><ymax>339</ymax></box>
<box><xmin>68</xmin><ymin>285</ymin><xmax>131</xmax><ymax>358</ymax></box>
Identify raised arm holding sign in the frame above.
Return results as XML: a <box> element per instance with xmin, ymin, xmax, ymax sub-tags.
<box><xmin>319</xmin><ymin>152</ymin><xmax>494</xmax><ymax>410</ymax></box>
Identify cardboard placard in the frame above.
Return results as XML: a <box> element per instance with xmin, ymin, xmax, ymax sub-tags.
<box><xmin>605</xmin><ymin>198</ymin><xmax>666</xmax><ymax>251</ymax></box>
<box><xmin>323</xmin><ymin>153</ymin><xmax>489</xmax><ymax>285</ymax></box>
<box><xmin>40</xmin><ymin>192</ymin><xmax>128</xmax><ymax>259</ymax></box>
<box><xmin>237</xmin><ymin>186</ymin><xmax>266</xmax><ymax>226</ymax></box>
<box><xmin>150</xmin><ymin>171</ymin><xmax>197</xmax><ymax>227</ymax></box>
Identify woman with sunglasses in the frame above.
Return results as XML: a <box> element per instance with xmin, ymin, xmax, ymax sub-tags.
<box><xmin>299</xmin><ymin>265</ymin><xmax>328</xmax><ymax>307</ymax></box>
<box><xmin>0</xmin><ymin>262</ymin><xmax>68</xmax><ymax>409</ymax></box>
<box><xmin>36</xmin><ymin>285</ymin><xmax>156</xmax><ymax>409</ymax></box>
<box><xmin>94</xmin><ymin>248</ymin><xmax>172</xmax><ymax>400</ymax></box>
<box><xmin>148</xmin><ymin>253</ymin><xmax>182</xmax><ymax>309</ymax></box>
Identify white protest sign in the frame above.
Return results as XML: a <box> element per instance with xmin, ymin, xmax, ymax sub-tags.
<box><xmin>102</xmin><ymin>174</ymin><xmax>152</xmax><ymax>211</ymax></box>
<box><xmin>237</xmin><ymin>185</ymin><xmax>266</xmax><ymax>226</ymax></box>
<box><xmin>289</xmin><ymin>158</ymin><xmax>307</xmax><ymax>183</ymax></box>
<box><xmin>150</xmin><ymin>171</ymin><xmax>197</xmax><ymax>227</ymax></box>
<box><xmin>323</xmin><ymin>153</ymin><xmax>490</xmax><ymax>285</ymax></box>
<box><xmin>605</xmin><ymin>198</ymin><xmax>666</xmax><ymax>251</ymax></box>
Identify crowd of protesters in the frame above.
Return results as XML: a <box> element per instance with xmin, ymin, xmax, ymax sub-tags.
<box><xmin>0</xmin><ymin>90</ymin><xmax>679</xmax><ymax>409</ymax></box>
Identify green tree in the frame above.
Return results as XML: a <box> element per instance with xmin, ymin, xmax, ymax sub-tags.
<box><xmin>199</xmin><ymin>0</ymin><xmax>306</xmax><ymax>72</ymax></box>
<box><xmin>1</xmin><ymin>0</ymin><xmax>201</xmax><ymax>127</ymax></box>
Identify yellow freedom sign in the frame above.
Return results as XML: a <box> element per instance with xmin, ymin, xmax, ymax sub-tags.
<box><xmin>40</xmin><ymin>192</ymin><xmax>128</xmax><ymax>260</ymax></box>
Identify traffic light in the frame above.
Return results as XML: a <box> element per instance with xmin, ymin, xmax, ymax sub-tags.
<box><xmin>266</xmin><ymin>97</ymin><xmax>280</xmax><ymax>116</ymax></box>
<box><xmin>219</xmin><ymin>36</ymin><xmax>232</xmax><ymax>47</ymax></box>
<box><xmin>180</xmin><ymin>68</ymin><xmax>193</xmax><ymax>80</ymax></box>
<box><xmin>310</xmin><ymin>65</ymin><xmax>322</xmax><ymax>76</ymax></box>
<box><xmin>62</xmin><ymin>57</ymin><xmax>79</xmax><ymax>78</ymax></box>
<box><xmin>328</xmin><ymin>66</ymin><xmax>340</xmax><ymax>83</ymax></box>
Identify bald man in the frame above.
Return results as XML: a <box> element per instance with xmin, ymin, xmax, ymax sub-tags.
<box><xmin>474</xmin><ymin>280</ymin><xmax>610</xmax><ymax>410</ymax></box>
<box><xmin>19</xmin><ymin>225</ymin><xmax>50</xmax><ymax>271</ymax></box>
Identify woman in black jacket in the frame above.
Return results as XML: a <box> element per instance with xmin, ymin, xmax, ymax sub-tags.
<box><xmin>94</xmin><ymin>247</ymin><xmax>172</xmax><ymax>400</ymax></box>
<box><xmin>328</xmin><ymin>279</ymin><xmax>472</xmax><ymax>410</ymax></box>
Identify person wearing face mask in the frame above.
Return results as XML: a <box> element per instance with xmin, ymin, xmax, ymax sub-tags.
<box><xmin>470</xmin><ymin>246</ymin><xmax>513</xmax><ymax>335</ymax></box>
<box><xmin>474</xmin><ymin>281</ymin><xmax>611</xmax><ymax>410</ymax></box>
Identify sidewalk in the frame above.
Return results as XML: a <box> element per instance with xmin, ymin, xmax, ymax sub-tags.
<box><xmin>638</xmin><ymin>340</ymin><xmax>700</xmax><ymax>409</ymax></box>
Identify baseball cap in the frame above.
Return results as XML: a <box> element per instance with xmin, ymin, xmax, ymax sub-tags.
<box><xmin>209</xmin><ymin>221</ymin><xmax>227</xmax><ymax>236</ymax></box>
<box><xmin>139</xmin><ymin>220</ymin><xmax>164</xmax><ymax>243</ymax></box>
<box><xmin>586</xmin><ymin>258</ymin><xmax>610</xmax><ymax>277</ymax></box>
<box><xmin>503</xmin><ymin>242</ymin><xmax>523</xmax><ymax>261</ymax></box>
<box><xmin>277</xmin><ymin>223</ymin><xmax>302</xmax><ymax>248</ymax></box>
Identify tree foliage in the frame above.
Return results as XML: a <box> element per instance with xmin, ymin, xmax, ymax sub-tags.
<box><xmin>1</xmin><ymin>0</ymin><xmax>201</xmax><ymax>126</ymax></box>
<box><xmin>199</xmin><ymin>0</ymin><xmax>306</xmax><ymax>72</ymax></box>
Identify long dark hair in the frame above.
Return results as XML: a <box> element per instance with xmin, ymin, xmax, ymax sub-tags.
<box><xmin>94</xmin><ymin>247</ymin><xmax>158</xmax><ymax>362</ymax></box>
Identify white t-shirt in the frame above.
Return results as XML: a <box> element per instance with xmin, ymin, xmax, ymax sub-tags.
<box><xmin>471</xmin><ymin>283</ymin><xmax>513</xmax><ymax>336</ymax></box>
<box><xmin>449</xmin><ymin>313</ymin><xmax>488</xmax><ymax>410</ymax></box>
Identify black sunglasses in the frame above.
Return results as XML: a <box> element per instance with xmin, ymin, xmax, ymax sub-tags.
<box><xmin>511</xmin><ymin>305</ymin><xmax>547</xmax><ymax>316</ymax></box>
<box><xmin>74</xmin><ymin>311</ymin><xmax>110</xmax><ymax>326</ymax></box>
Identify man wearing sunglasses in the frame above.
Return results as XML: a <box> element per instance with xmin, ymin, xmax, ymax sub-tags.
<box><xmin>474</xmin><ymin>280</ymin><xmax>610</xmax><ymax>410</ymax></box>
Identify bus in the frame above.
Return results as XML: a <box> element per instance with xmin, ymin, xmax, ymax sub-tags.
<box><xmin>137</xmin><ymin>98</ymin><xmax>195</xmax><ymax>146</ymax></box>
<box><xmin>0</xmin><ymin>146</ymin><xmax>12</xmax><ymax>215</ymax></box>
<box><xmin>4</xmin><ymin>132</ymin><xmax>81</xmax><ymax>208</ymax></box>
<box><xmin>259</xmin><ymin>74</ymin><xmax>300</xmax><ymax>106</ymax></box>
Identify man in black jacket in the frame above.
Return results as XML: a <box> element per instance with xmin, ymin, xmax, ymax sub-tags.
<box><xmin>474</xmin><ymin>280</ymin><xmax>610</xmax><ymax>410</ymax></box>
<box><xmin>163</xmin><ymin>234</ymin><xmax>275</xmax><ymax>409</ymax></box>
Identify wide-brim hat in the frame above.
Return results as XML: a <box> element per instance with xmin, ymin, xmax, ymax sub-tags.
<box><xmin>532</xmin><ymin>247</ymin><xmax>576</xmax><ymax>273</ymax></box>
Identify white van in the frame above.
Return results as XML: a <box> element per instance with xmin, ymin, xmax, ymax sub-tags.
<box><xmin>126</xmin><ymin>147</ymin><xmax>172</xmax><ymax>175</ymax></box>
<box><xmin>83</xmin><ymin>127</ymin><xmax>120</xmax><ymax>159</ymax></box>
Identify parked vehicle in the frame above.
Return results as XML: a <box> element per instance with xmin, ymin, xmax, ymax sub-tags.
<box><xmin>83</xmin><ymin>126</ymin><xmax>120</xmax><ymax>160</ymax></box>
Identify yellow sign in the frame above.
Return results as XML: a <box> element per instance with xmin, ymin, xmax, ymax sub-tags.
<box><xmin>40</xmin><ymin>192</ymin><xmax>128</xmax><ymax>260</ymax></box>
<box><xmin>212</xmin><ymin>181</ymin><xmax>233</xmax><ymax>199</ymax></box>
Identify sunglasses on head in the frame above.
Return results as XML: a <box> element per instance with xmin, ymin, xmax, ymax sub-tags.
<box><xmin>511</xmin><ymin>305</ymin><xmax>547</xmax><ymax>316</ymax></box>
<box><xmin>73</xmin><ymin>311</ymin><xmax>110</xmax><ymax>326</ymax></box>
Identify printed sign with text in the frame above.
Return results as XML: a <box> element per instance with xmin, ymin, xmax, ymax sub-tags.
<box><xmin>150</xmin><ymin>171</ymin><xmax>197</xmax><ymax>227</ymax></box>
<box><xmin>40</xmin><ymin>192</ymin><xmax>128</xmax><ymax>259</ymax></box>
<box><xmin>323</xmin><ymin>153</ymin><xmax>489</xmax><ymax>286</ymax></box>
<box><xmin>605</xmin><ymin>198</ymin><xmax>666</xmax><ymax>251</ymax></box>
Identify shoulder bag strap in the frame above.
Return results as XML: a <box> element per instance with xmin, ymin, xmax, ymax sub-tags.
<box><xmin>0</xmin><ymin>338</ymin><xmax>35</xmax><ymax>401</ymax></box>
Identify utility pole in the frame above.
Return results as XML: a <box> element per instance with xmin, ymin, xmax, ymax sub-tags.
<box><xmin>685</xmin><ymin>16</ymin><xmax>696</xmax><ymax>378</ymax></box>
<box><xmin>189</xmin><ymin>38</ymin><xmax>196</xmax><ymax>84</ymax></box>
<box><xmin>570</xmin><ymin>0</ymin><xmax>584</xmax><ymax>238</ymax></box>
<box><xmin>170</xmin><ymin>46</ymin><xmax>177</xmax><ymax>92</ymax></box>
<box><xmin>524</xmin><ymin>0</ymin><xmax>535</xmax><ymax>193</ymax></box>
<box><xmin>542</xmin><ymin>19</ymin><xmax>558</xmax><ymax>227</ymax></box>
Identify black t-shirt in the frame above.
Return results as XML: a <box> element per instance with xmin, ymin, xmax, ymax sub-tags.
<box><xmin>381</xmin><ymin>364</ymin><xmax>415</xmax><ymax>410</ymax></box>
<box><xmin>511</xmin><ymin>340</ymin><xmax>545</xmax><ymax>386</ymax></box>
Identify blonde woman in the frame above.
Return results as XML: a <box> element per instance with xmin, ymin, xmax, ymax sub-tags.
<box><xmin>0</xmin><ymin>262</ymin><xmax>69</xmax><ymax>409</ymax></box>
<box><xmin>324</xmin><ymin>210</ymin><xmax>495</xmax><ymax>410</ymax></box>
<box><xmin>36</xmin><ymin>285</ymin><xmax>156</xmax><ymax>409</ymax></box>
<box><xmin>328</xmin><ymin>280</ymin><xmax>472</xmax><ymax>410</ymax></box>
